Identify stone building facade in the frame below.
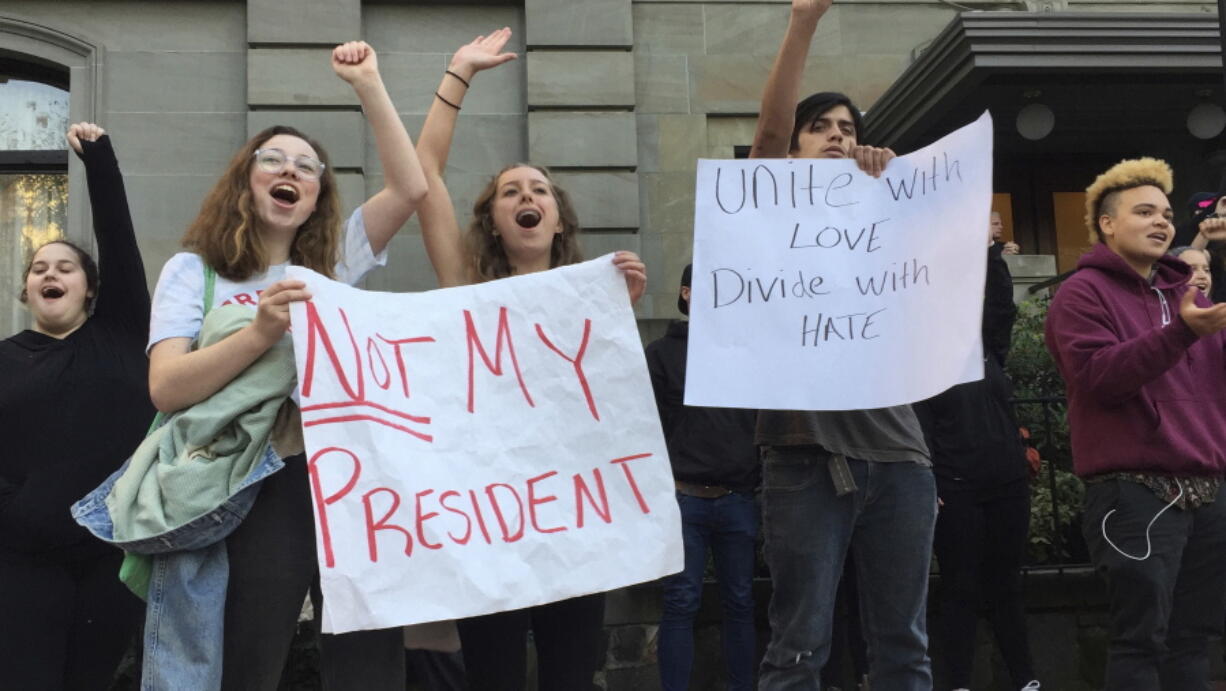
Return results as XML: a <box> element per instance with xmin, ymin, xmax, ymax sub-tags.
<box><xmin>2</xmin><ymin>0</ymin><xmax>1216</xmax><ymax>339</ymax></box>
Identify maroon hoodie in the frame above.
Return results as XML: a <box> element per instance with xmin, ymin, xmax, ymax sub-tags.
<box><xmin>1045</xmin><ymin>243</ymin><xmax>1226</xmax><ymax>478</ymax></box>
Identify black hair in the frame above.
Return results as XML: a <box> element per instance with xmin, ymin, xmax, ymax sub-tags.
<box><xmin>677</xmin><ymin>263</ymin><xmax>692</xmax><ymax>316</ymax></box>
<box><xmin>19</xmin><ymin>240</ymin><xmax>100</xmax><ymax>312</ymax></box>
<box><xmin>791</xmin><ymin>92</ymin><xmax>864</xmax><ymax>153</ymax></box>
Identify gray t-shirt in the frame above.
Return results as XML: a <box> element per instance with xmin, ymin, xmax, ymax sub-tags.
<box><xmin>756</xmin><ymin>407</ymin><xmax>930</xmax><ymax>465</ymax></box>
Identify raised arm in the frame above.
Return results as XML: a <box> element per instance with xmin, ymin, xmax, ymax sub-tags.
<box><xmin>750</xmin><ymin>0</ymin><xmax>830</xmax><ymax>159</ymax></box>
<box><xmin>68</xmin><ymin>124</ymin><xmax>150</xmax><ymax>332</ymax></box>
<box><xmin>415</xmin><ymin>29</ymin><xmax>517</xmax><ymax>287</ymax></box>
<box><xmin>331</xmin><ymin>41</ymin><xmax>428</xmax><ymax>257</ymax></box>
<box><xmin>148</xmin><ymin>278</ymin><xmax>308</xmax><ymax>413</ymax></box>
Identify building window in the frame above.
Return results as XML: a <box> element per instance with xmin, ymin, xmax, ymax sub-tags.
<box><xmin>0</xmin><ymin>75</ymin><xmax>70</xmax><ymax>335</ymax></box>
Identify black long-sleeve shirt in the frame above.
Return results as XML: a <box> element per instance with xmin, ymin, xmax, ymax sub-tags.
<box><xmin>645</xmin><ymin>320</ymin><xmax>759</xmax><ymax>492</ymax></box>
<box><xmin>914</xmin><ymin>246</ymin><xmax>1026</xmax><ymax>491</ymax></box>
<box><xmin>0</xmin><ymin>136</ymin><xmax>154</xmax><ymax>560</ymax></box>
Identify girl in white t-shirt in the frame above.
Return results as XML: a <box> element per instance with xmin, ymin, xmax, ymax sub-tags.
<box><xmin>413</xmin><ymin>29</ymin><xmax>647</xmax><ymax>691</ymax></box>
<box><xmin>146</xmin><ymin>41</ymin><xmax>427</xmax><ymax>689</ymax></box>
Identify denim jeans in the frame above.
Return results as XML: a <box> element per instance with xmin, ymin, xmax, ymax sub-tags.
<box><xmin>1082</xmin><ymin>479</ymin><xmax>1226</xmax><ymax>690</ymax></box>
<box><xmin>658</xmin><ymin>491</ymin><xmax>758</xmax><ymax>691</ymax></box>
<box><xmin>72</xmin><ymin>444</ymin><xmax>281</xmax><ymax>691</ymax></box>
<box><xmin>758</xmin><ymin>447</ymin><xmax>936</xmax><ymax>691</ymax></box>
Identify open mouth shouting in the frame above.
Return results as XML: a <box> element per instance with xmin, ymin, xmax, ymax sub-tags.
<box><xmin>1146</xmin><ymin>230</ymin><xmax>1170</xmax><ymax>246</ymax></box>
<box><xmin>40</xmin><ymin>285</ymin><xmax>65</xmax><ymax>301</ymax></box>
<box><xmin>515</xmin><ymin>208</ymin><xmax>542</xmax><ymax>229</ymax></box>
<box><xmin>270</xmin><ymin>184</ymin><xmax>301</xmax><ymax>208</ymax></box>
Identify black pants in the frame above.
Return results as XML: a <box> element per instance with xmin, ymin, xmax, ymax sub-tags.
<box><xmin>457</xmin><ymin>593</ymin><xmax>606</xmax><ymax>691</ymax></box>
<box><xmin>406</xmin><ymin>648</ymin><xmax>468</xmax><ymax>691</ymax></box>
<box><xmin>0</xmin><ymin>546</ymin><xmax>142</xmax><ymax>690</ymax></box>
<box><xmin>220</xmin><ymin>454</ymin><xmax>405</xmax><ymax>691</ymax></box>
<box><xmin>1083</xmin><ymin>478</ymin><xmax>1226</xmax><ymax>690</ymax></box>
<box><xmin>933</xmin><ymin>479</ymin><xmax>1035</xmax><ymax>688</ymax></box>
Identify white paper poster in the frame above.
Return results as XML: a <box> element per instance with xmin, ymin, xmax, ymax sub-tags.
<box><xmin>287</xmin><ymin>256</ymin><xmax>682</xmax><ymax>633</ymax></box>
<box><xmin>686</xmin><ymin>112</ymin><xmax>994</xmax><ymax>410</ymax></box>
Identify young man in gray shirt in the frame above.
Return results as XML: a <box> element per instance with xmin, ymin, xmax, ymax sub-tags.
<box><xmin>750</xmin><ymin>1</ymin><xmax>937</xmax><ymax>688</ymax></box>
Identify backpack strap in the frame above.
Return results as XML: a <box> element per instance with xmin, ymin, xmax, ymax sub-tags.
<box><xmin>143</xmin><ymin>261</ymin><xmax>216</xmax><ymax>435</ymax></box>
<box><xmin>126</xmin><ymin>259</ymin><xmax>222</xmax><ymax>598</ymax></box>
<box><xmin>202</xmin><ymin>263</ymin><xmax>216</xmax><ymax>317</ymax></box>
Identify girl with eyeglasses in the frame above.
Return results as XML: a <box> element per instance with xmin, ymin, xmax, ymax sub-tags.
<box><xmin>145</xmin><ymin>41</ymin><xmax>427</xmax><ymax>688</ymax></box>
<box><xmin>413</xmin><ymin>28</ymin><xmax>646</xmax><ymax>691</ymax></box>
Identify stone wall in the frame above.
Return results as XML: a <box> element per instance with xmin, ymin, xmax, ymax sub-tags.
<box><xmin>1</xmin><ymin>0</ymin><xmax>1216</xmax><ymax>337</ymax></box>
<box><xmin>599</xmin><ymin>569</ymin><xmax>1225</xmax><ymax>690</ymax></box>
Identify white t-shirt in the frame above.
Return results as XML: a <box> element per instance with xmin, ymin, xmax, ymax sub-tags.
<box><xmin>148</xmin><ymin>207</ymin><xmax>387</xmax><ymax>352</ymax></box>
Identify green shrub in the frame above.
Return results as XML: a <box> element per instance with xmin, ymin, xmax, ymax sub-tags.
<box><xmin>1007</xmin><ymin>294</ymin><xmax>1086</xmax><ymax>564</ymax></box>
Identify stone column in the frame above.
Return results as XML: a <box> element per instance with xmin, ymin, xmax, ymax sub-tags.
<box><xmin>245</xmin><ymin>0</ymin><xmax>367</xmax><ymax>213</ymax></box>
<box><xmin>524</xmin><ymin>0</ymin><xmax>644</xmax><ymax>310</ymax></box>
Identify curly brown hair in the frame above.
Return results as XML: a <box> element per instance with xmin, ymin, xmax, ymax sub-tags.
<box><xmin>181</xmin><ymin>125</ymin><xmax>341</xmax><ymax>281</ymax></box>
<box><xmin>467</xmin><ymin>163</ymin><xmax>583</xmax><ymax>283</ymax></box>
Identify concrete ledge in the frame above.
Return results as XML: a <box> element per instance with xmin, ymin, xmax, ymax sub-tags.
<box><xmin>529</xmin><ymin>111</ymin><xmax>637</xmax><ymax>168</ymax></box>
<box><xmin>527</xmin><ymin>52</ymin><xmax>635</xmax><ymax>108</ymax></box>
<box><xmin>526</xmin><ymin>0</ymin><xmax>632</xmax><ymax>48</ymax></box>
<box><xmin>246</xmin><ymin>111</ymin><xmax>366</xmax><ymax>169</ymax></box>
<box><xmin>248</xmin><ymin>48</ymin><xmax>357</xmax><ymax>107</ymax></box>
<box><xmin>553</xmin><ymin>171</ymin><xmax>640</xmax><ymax>229</ymax></box>
<box><xmin>247</xmin><ymin>0</ymin><xmax>359</xmax><ymax>44</ymax></box>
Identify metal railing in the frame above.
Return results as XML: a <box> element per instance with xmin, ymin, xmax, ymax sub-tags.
<box><xmin>1009</xmin><ymin>395</ymin><xmax>1091</xmax><ymax>571</ymax></box>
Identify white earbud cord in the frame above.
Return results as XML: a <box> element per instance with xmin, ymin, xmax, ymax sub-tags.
<box><xmin>1101</xmin><ymin>483</ymin><xmax>1183</xmax><ymax>561</ymax></box>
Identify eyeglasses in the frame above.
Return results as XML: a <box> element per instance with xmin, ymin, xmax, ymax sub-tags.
<box><xmin>252</xmin><ymin>148</ymin><xmax>325</xmax><ymax>180</ymax></box>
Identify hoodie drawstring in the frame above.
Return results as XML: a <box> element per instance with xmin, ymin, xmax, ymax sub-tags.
<box><xmin>1152</xmin><ymin>287</ymin><xmax>1171</xmax><ymax>327</ymax></box>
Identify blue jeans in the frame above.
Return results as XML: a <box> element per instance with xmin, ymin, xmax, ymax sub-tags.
<box><xmin>659</xmin><ymin>491</ymin><xmax>758</xmax><ymax>691</ymax></box>
<box><xmin>72</xmin><ymin>444</ymin><xmax>281</xmax><ymax>690</ymax></box>
<box><xmin>758</xmin><ymin>447</ymin><xmax>936</xmax><ymax>691</ymax></box>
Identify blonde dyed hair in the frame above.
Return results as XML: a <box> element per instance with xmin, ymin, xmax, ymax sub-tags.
<box><xmin>1084</xmin><ymin>157</ymin><xmax>1174</xmax><ymax>245</ymax></box>
<box><xmin>467</xmin><ymin>163</ymin><xmax>584</xmax><ymax>283</ymax></box>
<box><xmin>181</xmin><ymin>125</ymin><xmax>341</xmax><ymax>281</ymax></box>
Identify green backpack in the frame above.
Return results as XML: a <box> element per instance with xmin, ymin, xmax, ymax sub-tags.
<box><xmin>119</xmin><ymin>262</ymin><xmax>216</xmax><ymax>599</ymax></box>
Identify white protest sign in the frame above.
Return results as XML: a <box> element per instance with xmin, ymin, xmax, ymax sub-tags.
<box><xmin>287</xmin><ymin>256</ymin><xmax>682</xmax><ymax>633</ymax></box>
<box><xmin>686</xmin><ymin>112</ymin><xmax>993</xmax><ymax>410</ymax></box>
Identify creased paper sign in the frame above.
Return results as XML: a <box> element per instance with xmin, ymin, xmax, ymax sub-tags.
<box><xmin>287</xmin><ymin>256</ymin><xmax>682</xmax><ymax>633</ymax></box>
<box><xmin>686</xmin><ymin>112</ymin><xmax>994</xmax><ymax>410</ymax></box>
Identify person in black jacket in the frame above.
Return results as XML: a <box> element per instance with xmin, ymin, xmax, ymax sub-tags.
<box><xmin>0</xmin><ymin>124</ymin><xmax>151</xmax><ymax>689</ymax></box>
<box><xmin>985</xmin><ymin>212</ymin><xmax>1019</xmax><ymax>367</ymax></box>
<box><xmin>646</xmin><ymin>264</ymin><xmax>760</xmax><ymax>691</ymax></box>
<box><xmin>913</xmin><ymin>225</ymin><xmax>1039</xmax><ymax>691</ymax></box>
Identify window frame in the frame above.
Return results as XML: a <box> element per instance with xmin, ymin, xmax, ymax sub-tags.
<box><xmin>0</xmin><ymin>15</ymin><xmax>101</xmax><ymax>333</ymax></box>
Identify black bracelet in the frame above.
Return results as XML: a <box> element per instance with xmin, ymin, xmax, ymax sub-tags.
<box><xmin>444</xmin><ymin>69</ymin><xmax>471</xmax><ymax>89</ymax></box>
<box><xmin>435</xmin><ymin>91</ymin><xmax>461</xmax><ymax>111</ymax></box>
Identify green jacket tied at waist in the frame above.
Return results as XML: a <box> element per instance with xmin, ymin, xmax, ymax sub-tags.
<box><xmin>106</xmin><ymin>305</ymin><xmax>298</xmax><ymax>543</ymax></box>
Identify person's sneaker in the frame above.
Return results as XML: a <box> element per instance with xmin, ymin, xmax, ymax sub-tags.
<box><xmin>1021</xmin><ymin>682</ymin><xmax>1041</xmax><ymax>691</ymax></box>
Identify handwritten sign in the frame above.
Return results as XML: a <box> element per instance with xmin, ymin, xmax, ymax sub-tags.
<box><xmin>686</xmin><ymin>112</ymin><xmax>993</xmax><ymax>410</ymax></box>
<box><xmin>287</xmin><ymin>256</ymin><xmax>682</xmax><ymax>633</ymax></box>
